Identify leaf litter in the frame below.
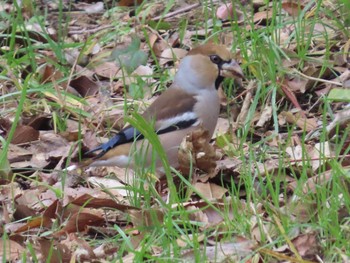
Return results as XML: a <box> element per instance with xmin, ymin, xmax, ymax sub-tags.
<box><xmin>0</xmin><ymin>0</ymin><xmax>350</xmax><ymax>262</ymax></box>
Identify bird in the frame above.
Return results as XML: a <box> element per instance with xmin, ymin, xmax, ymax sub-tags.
<box><xmin>67</xmin><ymin>43</ymin><xmax>244</xmax><ymax>173</ymax></box>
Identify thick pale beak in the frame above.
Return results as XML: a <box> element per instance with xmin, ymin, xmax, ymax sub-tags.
<box><xmin>221</xmin><ymin>60</ymin><xmax>244</xmax><ymax>79</ymax></box>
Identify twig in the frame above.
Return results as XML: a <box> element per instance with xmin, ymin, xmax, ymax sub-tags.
<box><xmin>292</xmin><ymin>69</ymin><xmax>343</xmax><ymax>86</ymax></box>
<box><xmin>288</xmin><ymin>154</ymin><xmax>350</xmax><ymax>163</ymax></box>
<box><xmin>153</xmin><ymin>3</ymin><xmax>201</xmax><ymax>21</ymax></box>
<box><xmin>69</xmin><ymin>25</ymin><xmax>114</xmax><ymax>35</ymax></box>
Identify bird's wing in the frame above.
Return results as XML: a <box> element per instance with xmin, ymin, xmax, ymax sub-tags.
<box><xmin>85</xmin><ymin>126</ymin><xmax>143</xmax><ymax>159</ymax></box>
<box><xmin>143</xmin><ymin>88</ymin><xmax>198</xmax><ymax>131</ymax></box>
<box><xmin>87</xmin><ymin>88</ymin><xmax>198</xmax><ymax>159</ymax></box>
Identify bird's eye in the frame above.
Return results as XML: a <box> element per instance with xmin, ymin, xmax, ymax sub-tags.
<box><xmin>210</xmin><ymin>55</ymin><xmax>222</xmax><ymax>65</ymax></box>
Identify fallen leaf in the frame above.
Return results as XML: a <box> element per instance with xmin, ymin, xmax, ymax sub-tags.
<box><xmin>14</xmin><ymin>216</ymin><xmax>52</xmax><ymax>233</ymax></box>
<box><xmin>193</xmin><ymin>182</ymin><xmax>228</xmax><ymax>199</ymax></box>
<box><xmin>69</xmin><ymin>75</ymin><xmax>99</xmax><ymax>97</ymax></box>
<box><xmin>117</xmin><ymin>0</ymin><xmax>144</xmax><ymax>6</ymax></box>
<box><xmin>256</xmin><ymin>104</ymin><xmax>272</xmax><ymax>127</ymax></box>
<box><xmin>159</xmin><ymin>48</ymin><xmax>188</xmax><ymax>65</ymax></box>
<box><xmin>292</xmin><ymin>232</ymin><xmax>321</xmax><ymax>260</ymax></box>
<box><xmin>54</xmin><ymin>212</ymin><xmax>105</xmax><ymax>235</ymax></box>
<box><xmin>11</xmin><ymin>125</ymin><xmax>40</xmax><ymax>144</ymax></box>
<box><xmin>216</xmin><ymin>3</ymin><xmax>244</xmax><ymax>22</ymax></box>
<box><xmin>181</xmin><ymin>239</ymin><xmax>255</xmax><ymax>262</ymax></box>
<box><xmin>70</xmin><ymin>193</ymin><xmax>139</xmax><ymax>211</ymax></box>
<box><xmin>280</xmin><ymin>111</ymin><xmax>317</xmax><ymax>132</ymax></box>
<box><xmin>93</xmin><ymin>61</ymin><xmax>121</xmax><ymax>79</ymax></box>
<box><xmin>38</xmin><ymin>239</ymin><xmax>71</xmax><ymax>263</ymax></box>
<box><xmin>178</xmin><ymin>127</ymin><xmax>217</xmax><ymax>175</ymax></box>
<box><xmin>129</xmin><ymin>209</ymin><xmax>165</xmax><ymax>228</ymax></box>
<box><xmin>0</xmin><ymin>239</ymin><xmax>25</xmax><ymax>261</ymax></box>
<box><xmin>281</xmin><ymin>2</ymin><xmax>305</xmax><ymax>17</ymax></box>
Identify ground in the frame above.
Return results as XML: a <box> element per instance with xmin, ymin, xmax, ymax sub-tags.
<box><xmin>1</xmin><ymin>0</ymin><xmax>350</xmax><ymax>262</ymax></box>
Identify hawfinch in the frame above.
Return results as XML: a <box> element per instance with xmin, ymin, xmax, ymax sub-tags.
<box><xmin>68</xmin><ymin>43</ymin><xmax>244</xmax><ymax>172</ymax></box>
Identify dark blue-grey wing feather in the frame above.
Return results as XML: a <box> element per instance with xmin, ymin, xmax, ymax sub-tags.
<box><xmin>86</xmin><ymin>126</ymin><xmax>143</xmax><ymax>159</ymax></box>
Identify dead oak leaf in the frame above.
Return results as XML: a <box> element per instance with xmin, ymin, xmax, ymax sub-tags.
<box><xmin>279</xmin><ymin>111</ymin><xmax>317</xmax><ymax>132</ymax></box>
<box><xmin>0</xmin><ymin>239</ymin><xmax>25</xmax><ymax>261</ymax></box>
<box><xmin>178</xmin><ymin>127</ymin><xmax>217</xmax><ymax>176</ymax></box>
<box><xmin>69</xmin><ymin>75</ymin><xmax>99</xmax><ymax>97</ymax></box>
<box><xmin>193</xmin><ymin>182</ymin><xmax>228</xmax><ymax>199</ymax></box>
<box><xmin>292</xmin><ymin>232</ymin><xmax>321</xmax><ymax>260</ymax></box>
<box><xmin>54</xmin><ymin>212</ymin><xmax>105</xmax><ymax>236</ymax></box>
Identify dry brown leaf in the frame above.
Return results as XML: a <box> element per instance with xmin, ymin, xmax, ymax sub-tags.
<box><xmin>256</xmin><ymin>104</ymin><xmax>272</xmax><ymax>127</ymax></box>
<box><xmin>303</xmin><ymin>171</ymin><xmax>333</xmax><ymax>194</ymax></box>
<box><xmin>59</xmin><ymin>131</ymin><xmax>81</xmax><ymax>142</ymax></box>
<box><xmin>149</xmin><ymin>33</ymin><xmax>168</xmax><ymax>57</ymax></box>
<box><xmin>280</xmin><ymin>111</ymin><xmax>317</xmax><ymax>132</ymax></box>
<box><xmin>78</xmin><ymin>2</ymin><xmax>104</xmax><ymax>13</ymax></box>
<box><xmin>54</xmin><ymin>212</ymin><xmax>105</xmax><ymax>235</ymax></box>
<box><xmin>193</xmin><ymin>182</ymin><xmax>228</xmax><ymax>199</ymax></box>
<box><xmin>118</xmin><ymin>0</ymin><xmax>144</xmax><ymax>6</ymax></box>
<box><xmin>255</xmin><ymin>159</ymin><xmax>281</xmax><ymax>177</ymax></box>
<box><xmin>40</xmin><ymin>186</ymin><xmax>100</xmax><ymax>207</ymax></box>
<box><xmin>7</xmin><ymin>144</ymin><xmax>32</xmax><ymax>163</ymax></box>
<box><xmin>186</xmin><ymin>205</ymin><xmax>209</xmax><ymax>224</ymax></box>
<box><xmin>22</xmin><ymin>131</ymin><xmax>73</xmax><ymax>170</ymax></box>
<box><xmin>280</xmin><ymin>81</ymin><xmax>304</xmax><ymax>114</ymax></box>
<box><xmin>70</xmin><ymin>193</ymin><xmax>139</xmax><ymax>211</ymax></box>
<box><xmin>43</xmin><ymin>199</ymin><xmax>62</xmax><ymax>219</ymax></box>
<box><xmin>181</xmin><ymin>239</ymin><xmax>255</xmax><ymax>262</ymax></box>
<box><xmin>24</xmin><ymin>114</ymin><xmax>52</xmax><ymax>130</ymax></box>
<box><xmin>251</xmin><ymin>220</ymin><xmax>278</xmax><ymax>243</ymax></box>
<box><xmin>253</xmin><ymin>9</ymin><xmax>274</xmax><ymax>24</ymax></box>
<box><xmin>11</xmin><ymin>125</ymin><xmax>40</xmax><ymax>144</ymax></box>
<box><xmin>303</xmin><ymin>67</ymin><xmax>335</xmax><ymax>91</ymax></box>
<box><xmin>311</xmin><ymin>23</ymin><xmax>337</xmax><ymax>41</ymax></box>
<box><xmin>178</xmin><ymin>127</ymin><xmax>217</xmax><ymax>176</ymax></box>
<box><xmin>16</xmin><ymin>188</ymin><xmax>42</xmax><ymax>208</ymax></box>
<box><xmin>216</xmin><ymin>3</ymin><xmax>244</xmax><ymax>22</ymax></box>
<box><xmin>202</xmin><ymin>206</ymin><xmax>229</xmax><ymax>225</ymax></box>
<box><xmin>14</xmin><ymin>216</ymin><xmax>52</xmax><ymax>233</ymax></box>
<box><xmin>326</xmin><ymin>108</ymin><xmax>350</xmax><ymax>138</ymax></box>
<box><xmin>286</xmin><ymin>141</ymin><xmax>333</xmax><ymax>171</ymax></box>
<box><xmin>93</xmin><ymin>61</ymin><xmax>121</xmax><ymax>79</ymax></box>
<box><xmin>292</xmin><ymin>232</ymin><xmax>321</xmax><ymax>260</ymax></box>
<box><xmin>13</xmin><ymin>204</ymin><xmax>36</xmax><ymax>220</ymax></box>
<box><xmin>40</xmin><ymin>64</ymin><xmax>64</xmax><ymax>84</ymax></box>
<box><xmin>87</xmin><ymin>177</ymin><xmax>129</xmax><ymax>197</ymax></box>
<box><xmin>178</xmin><ymin>199</ymin><xmax>237</xmax><ymax>226</ymax></box>
<box><xmin>285</xmin><ymin>198</ymin><xmax>318</xmax><ymax>223</ymax></box>
<box><xmin>284</xmin><ymin>75</ymin><xmax>308</xmax><ymax>93</ymax></box>
<box><xmin>213</xmin><ymin>117</ymin><xmax>230</xmax><ymax>137</ymax></box>
<box><xmin>37</xmin><ymin>239</ymin><xmax>71</xmax><ymax>263</ymax></box>
<box><xmin>176</xmin><ymin>234</ymin><xmax>205</xmax><ymax>247</ymax></box>
<box><xmin>159</xmin><ymin>48</ymin><xmax>188</xmax><ymax>65</ymax></box>
<box><xmin>0</xmin><ymin>239</ymin><xmax>25</xmax><ymax>261</ymax></box>
<box><xmin>281</xmin><ymin>2</ymin><xmax>305</xmax><ymax>17</ymax></box>
<box><xmin>92</xmin><ymin>242</ymin><xmax>119</xmax><ymax>260</ymax></box>
<box><xmin>233</xmin><ymin>81</ymin><xmax>255</xmax><ymax>128</ymax></box>
<box><xmin>129</xmin><ymin>209</ymin><xmax>165</xmax><ymax>228</ymax></box>
<box><xmin>69</xmin><ymin>75</ymin><xmax>99</xmax><ymax>97</ymax></box>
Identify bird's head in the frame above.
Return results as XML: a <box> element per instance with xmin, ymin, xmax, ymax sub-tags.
<box><xmin>174</xmin><ymin>43</ymin><xmax>244</xmax><ymax>94</ymax></box>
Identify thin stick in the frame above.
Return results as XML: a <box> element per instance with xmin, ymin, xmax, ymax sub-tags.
<box><xmin>153</xmin><ymin>3</ymin><xmax>201</xmax><ymax>21</ymax></box>
<box><xmin>69</xmin><ymin>25</ymin><xmax>114</xmax><ymax>35</ymax></box>
<box><xmin>288</xmin><ymin>154</ymin><xmax>350</xmax><ymax>163</ymax></box>
<box><xmin>292</xmin><ymin>69</ymin><xmax>342</xmax><ymax>86</ymax></box>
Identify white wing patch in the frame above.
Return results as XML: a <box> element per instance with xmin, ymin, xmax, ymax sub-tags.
<box><xmin>157</xmin><ymin>111</ymin><xmax>199</xmax><ymax>131</ymax></box>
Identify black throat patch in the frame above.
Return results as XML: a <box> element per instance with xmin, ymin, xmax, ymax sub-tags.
<box><xmin>215</xmin><ymin>74</ymin><xmax>224</xmax><ymax>89</ymax></box>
